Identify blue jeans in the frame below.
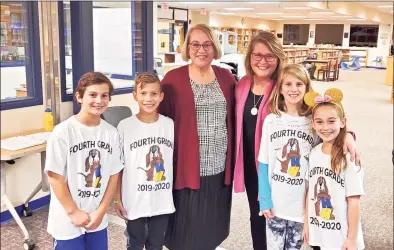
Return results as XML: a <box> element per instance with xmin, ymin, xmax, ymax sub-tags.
<box><xmin>53</xmin><ymin>228</ymin><xmax>108</xmax><ymax>250</ymax></box>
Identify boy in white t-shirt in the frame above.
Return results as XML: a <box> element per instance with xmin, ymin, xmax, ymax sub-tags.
<box><xmin>45</xmin><ymin>72</ymin><xmax>124</xmax><ymax>250</ymax></box>
<box><xmin>114</xmin><ymin>72</ymin><xmax>175</xmax><ymax>250</ymax></box>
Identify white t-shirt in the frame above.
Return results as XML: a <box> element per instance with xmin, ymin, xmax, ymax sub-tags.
<box><xmin>258</xmin><ymin>112</ymin><xmax>318</xmax><ymax>222</ymax></box>
<box><xmin>45</xmin><ymin>116</ymin><xmax>124</xmax><ymax>240</ymax></box>
<box><xmin>117</xmin><ymin>115</ymin><xmax>175</xmax><ymax>220</ymax></box>
<box><xmin>307</xmin><ymin>144</ymin><xmax>365</xmax><ymax>249</ymax></box>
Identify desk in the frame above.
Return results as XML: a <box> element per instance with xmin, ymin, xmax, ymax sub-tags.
<box><xmin>304</xmin><ymin>59</ymin><xmax>330</xmax><ymax>80</ymax></box>
<box><xmin>1</xmin><ymin>129</ymin><xmax>48</xmax><ymax>250</ymax></box>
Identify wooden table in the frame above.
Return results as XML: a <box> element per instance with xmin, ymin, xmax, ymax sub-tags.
<box><xmin>1</xmin><ymin>129</ymin><xmax>49</xmax><ymax>249</ymax></box>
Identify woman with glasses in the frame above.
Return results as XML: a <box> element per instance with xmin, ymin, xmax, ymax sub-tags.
<box><xmin>233</xmin><ymin>31</ymin><xmax>287</xmax><ymax>250</ymax></box>
<box><xmin>159</xmin><ymin>24</ymin><xmax>236</xmax><ymax>250</ymax></box>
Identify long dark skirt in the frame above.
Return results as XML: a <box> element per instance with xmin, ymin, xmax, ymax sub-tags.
<box><xmin>164</xmin><ymin>172</ymin><xmax>232</xmax><ymax>250</ymax></box>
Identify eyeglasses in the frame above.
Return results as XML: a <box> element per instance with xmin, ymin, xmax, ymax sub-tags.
<box><xmin>251</xmin><ymin>53</ymin><xmax>277</xmax><ymax>62</ymax></box>
<box><xmin>189</xmin><ymin>42</ymin><xmax>213</xmax><ymax>51</ymax></box>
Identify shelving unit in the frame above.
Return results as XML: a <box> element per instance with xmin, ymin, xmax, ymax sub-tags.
<box><xmin>211</xmin><ymin>26</ymin><xmax>275</xmax><ymax>54</ymax></box>
<box><xmin>1</xmin><ymin>4</ymin><xmax>26</xmax><ymax>63</ymax></box>
<box><xmin>284</xmin><ymin>48</ymin><xmax>309</xmax><ymax>64</ymax></box>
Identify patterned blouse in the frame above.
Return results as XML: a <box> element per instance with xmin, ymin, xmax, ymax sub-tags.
<box><xmin>190</xmin><ymin>78</ymin><xmax>228</xmax><ymax>177</ymax></box>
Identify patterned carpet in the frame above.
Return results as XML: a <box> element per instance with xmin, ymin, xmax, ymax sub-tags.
<box><xmin>1</xmin><ymin>69</ymin><xmax>393</xmax><ymax>250</ymax></box>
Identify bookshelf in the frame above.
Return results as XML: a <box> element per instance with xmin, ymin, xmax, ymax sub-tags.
<box><xmin>284</xmin><ymin>48</ymin><xmax>309</xmax><ymax>64</ymax></box>
<box><xmin>1</xmin><ymin>4</ymin><xmax>26</xmax><ymax>63</ymax></box>
<box><xmin>211</xmin><ymin>26</ymin><xmax>275</xmax><ymax>54</ymax></box>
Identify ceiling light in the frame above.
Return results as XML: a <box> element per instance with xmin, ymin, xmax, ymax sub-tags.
<box><xmin>283</xmin><ymin>7</ymin><xmax>312</xmax><ymax>10</ymax></box>
<box><xmin>331</xmin><ymin>16</ymin><xmax>351</xmax><ymax>18</ymax></box>
<box><xmin>249</xmin><ymin>1</ymin><xmax>281</xmax><ymax>4</ymax></box>
<box><xmin>377</xmin><ymin>5</ymin><xmax>393</xmax><ymax>8</ymax></box>
<box><xmin>347</xmin><ymin>18</ymin><xmax>366</xmax><ymax>21</ymax></box>
<box><xmin>303</xmin><ymin>18</ymin><xmax>324</xmax><ymax>20</ymax></box>
<box><xmin>223</xmin><ymin>8</ymin><xmax>254</xmax><ymax>11</ymax></box>
<box><xmin>271</xmin><ymin>18</ymin><xmax>284</xmax><ymax>20</ymax></box>
<box><xmin>310</xmin><ymin>12</ymin><xmax>334</xmax><ymax>14</ymax></box>
<box><xmin>215</xmin><ymin>12</ymin><xmax>235</xmax><ymax>15</ymax></box>
<box><xmin>283</xmin><ymin>15</ymin><xmax>307</xmax><ymax>18</ymax></box>
<box><xmin>257</xmin><ymin>12</ymin><xmax>284</xmax><ymax>15</ymax></box>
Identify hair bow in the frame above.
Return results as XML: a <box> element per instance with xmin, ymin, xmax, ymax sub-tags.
<box><xmin>314</xmin><ymin>95</ymin><xmax>333</xmax><ymax>104</ymax></box>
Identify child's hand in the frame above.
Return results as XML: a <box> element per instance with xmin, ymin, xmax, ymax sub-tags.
<box><xmin>69</xmin><ymin>209</ymin><xmax>91</xmax><ymax>227</ymax></box>
<box><xmin>341</xmin><ymin>239</ymin><xmax>358</xmax><ymax>250</ymax></box>
<box><xmin>85</xmin><ymin>209</ymin><xmax>105</xmax><ymax>231</ymax></box>
<box><xmin>113</xmin><ymin>200</ymin><xmax>128</xmax><ymax>220</ymax></box>
<box><xmin>303</xmin><ymin>222</ymin><xmax>309</xmax><ymax>246</ymax></box>
<box><xmin>259</xmin><ymin>209</ymin><xmax>275</xmax><ymax>219</ymax></box>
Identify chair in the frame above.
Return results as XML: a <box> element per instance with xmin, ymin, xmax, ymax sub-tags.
<box><xmin>101</xmin><ymin>106</ymin><xmax>132</xmax><ymax>127</ymax></box>
<box><xmin>371</xmin><ymin>56</ymin><xmax>383</xmax><ymax>67</ymax></box>
<box><xmin>327</xmin><ymin>59</ymin><xmax>339</xmax><ymax>81</ymax></box>
<box><xmin>317</xmin><ymin>61</ymin><xmax>332</xmax><ymax>81</ymax></box>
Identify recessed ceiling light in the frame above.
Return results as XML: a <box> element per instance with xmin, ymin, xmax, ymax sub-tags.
<box><xmin>303</xmin><ymin>18</ymin><xmax>324</xmax><ymax>20</ymax></box>
<box><xmin>223</xmin><ymin>8</ymin><xmax>254</xmax><ymax>11</ymax></box>
<box><xmin>283</xmin><ymin>15</ymin><xmax>307</xmax><ymax>18</ymax></box>
<box><xmin>271</xmin><ymin>18</ymin><xmax>284</xmax><ymax>20</ymax></box>
<box><xmin>310</xmin><ymin>12</ymin><xmax>334</xmax><ymax>14</ymax></box>
<box><xmin>249</xmin><ymin>1</ymin><xmax>281</xmax><ymax>4</ymax></box>
<box><xmin>215</xmin><ymin>12</ymin><xmax>235</xmax><ymax>15</ymax></box>
<box><xmin>377</xmin><ymin>5</ymin><xmax>393</xmax><ymax>8</ymax></box>
<box><xmin>257</xmin><ymin>12</ymin><xmax>284</xmax><ymax>15</ymax></box>
<box><xmin>283</xmin><ymin>7</ymin><xmax>312</xmax><ymax>10</ymax></box>
<box><xmin>330</xmin><ymin>16</ymin><xmax>351</xmax><ymax>18</ymax></box>
<box><xmin>347</xmin><ymin>18</ymin><xmax>366</xmax><ymax>21</ymax></box>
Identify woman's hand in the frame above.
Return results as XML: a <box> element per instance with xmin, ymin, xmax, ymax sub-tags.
<box><xmin>259</xmin><ymin>209</ymin><xmax>275</xmax><ymax>219</ymax></box>
<box><xmin>344</xmin><ymin>133</ymin><xmax>361</xmax><ymax>166</ymax></box>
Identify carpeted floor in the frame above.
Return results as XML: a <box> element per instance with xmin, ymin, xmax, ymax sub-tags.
<box><xmin>1</xmin><ymin>68</ymin><xmax>393</xmax><ymax>250</ymax></box>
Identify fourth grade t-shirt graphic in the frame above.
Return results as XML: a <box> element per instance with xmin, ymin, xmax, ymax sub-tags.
<box><xmin>78</xmin><ymin>149</ymin><xmax>102</xmax><ymax>188</ymax></box>
<box><xmin>138</xmin><ymin>145</ymin><xmax>167</xmax><ymax>183</ymax></box>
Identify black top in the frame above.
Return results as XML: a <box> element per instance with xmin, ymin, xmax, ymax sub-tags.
<box><xmin>242</xmin><ymin>90</ymin><xmax>263</xmax><ymax>176</ymax></box>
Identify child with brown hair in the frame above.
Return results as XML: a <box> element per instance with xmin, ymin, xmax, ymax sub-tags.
<box><xmin>45</xmin><ymin>72</ymin><xmax>124</xmax><ymax>250</ymax></box>
<box><xmin>303</xmin><ymin>88</ymin><xmax>365</xmax><ymax>250</ymax></box>
<box><xmin>114</xmin><ymin>72</ymin><xmax>175</xmax><ymax>250</ymax></box>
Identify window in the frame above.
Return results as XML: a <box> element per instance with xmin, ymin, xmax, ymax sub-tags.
<box><xmin>92</xmin><ymin>2</ymin><xmax>143</xmax><ymax>89</ymax></box>
<box><xmin>283</xmin><ymin>24</ymin><xmax>309</xmax><ymax>45</ymax></box>
<box><xmin>349</xmin><ymin>24</ymin><xmax>379</xmax><ymax>47</ymax></box>
<box><xmin>59</xmin><ymin>1</ymin><xmax>73</xmax><ymax>101</ymax></box>
<box><xmin>315</xmin><ymin>24</ymin><xmax>344</xmax><ymax>46</ymax></box>
<box><xmin>1</xmin><ymin>2</ymin><xmax>42</xmax><ymax>110</ymax></box>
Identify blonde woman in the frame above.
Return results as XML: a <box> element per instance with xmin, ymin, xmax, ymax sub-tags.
<box><xmin>159</xmin><ymin>24</ymin><xmax>236</xmax><ymax>250</ymax></box>
<box><xmin>233</xmin><ymin>31</ymin><xmax>287</xmax><ymax>250</ymax></box>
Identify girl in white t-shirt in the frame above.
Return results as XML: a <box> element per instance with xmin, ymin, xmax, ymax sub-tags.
<box><xmin>258</xmin><ymin>64</ymin><xmax>316</xmax><ymax>249</ymax></box>
<box><xmin>45</xmin><ymin>72</ymin><xmax>124</xmax><ymax>250</ymax></box>
<box><xmin>257</xmin><ymin>65</ymin><xmax>359</xmax><ymax>250</ymax></box>
<box><xmin>303</xmin><ymin>89</ymin><xmax>364</xmax><ymax>250</ymax></box>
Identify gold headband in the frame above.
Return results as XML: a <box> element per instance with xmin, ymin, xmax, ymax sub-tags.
<box><xmin>304</xmin><ymin>88</ymin><xmax>345</xmax><ymax>116</ymax></box>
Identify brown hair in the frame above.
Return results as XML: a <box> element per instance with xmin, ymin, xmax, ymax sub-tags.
<box><xmin>244</xmin><ymin>31</ymin><xmax>287</xmax><ymax>82</ymax></box>
<box><xmin>269</xmin><ymin>64</ymin><xmax>312</xmax><ymax>116</ymax></box>
<box><xmin>75</xmin><ymin>72</ymin><xmax>114</xmax><ymax>101</ymax></box>
<box><xmin>134</xmin><ymin>72</ymin><xmax>161</xmax><ymax>92</ymax></box>
<box><xmin>313</xmin><ymin>103</ymin><xmax>348</xmax><ymax>173</ymax></box>
<box><xmin>181</xmin><ymin>24</ymin><xmax>222</xmax><ymax>61</ymax></box>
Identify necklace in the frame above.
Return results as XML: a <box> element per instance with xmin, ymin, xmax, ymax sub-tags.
<box><xmin>251</xmin><ymin>94</ymin><xmax>263</xmax><ymax>116</ymax></box>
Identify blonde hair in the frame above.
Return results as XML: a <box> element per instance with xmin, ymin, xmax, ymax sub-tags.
<box><xmin>245</xmin><ymin>31</ymin><xmax>287</xmax><ymax>82</ymax></box>
<box><xmin>269</xmin><ymin>64</ymin><xmax>312</xmax><ymax>116</ymax></box>
<box><xmin>181</xmin><ymin>24</ymin><xmax>222</xmax><ymax>62</ymax></box>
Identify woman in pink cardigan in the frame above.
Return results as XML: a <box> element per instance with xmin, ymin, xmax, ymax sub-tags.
<box><xmin>234</xmin><ymin>32</ymin><xmax>359</xmax><ymax>250</ymax></box>
<box><xmin>234</xmin><ymin>31</ymin><xmax>286</xmax><ymax>250</ymax></box>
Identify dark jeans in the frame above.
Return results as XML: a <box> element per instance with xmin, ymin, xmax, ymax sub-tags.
<box><xmin>245</xmin><ymin>163</ymin><xmax>267</xmax><ymax>250</ymax></box>
<box><xmin>312</xmin><ymin>247</ymin><xmax>321</xmax><ymax>250</ymax></box>
<box><xmin>126</xmin><ymin>214</ymin><xmax>169</xmax><ymax>250</ymax></box>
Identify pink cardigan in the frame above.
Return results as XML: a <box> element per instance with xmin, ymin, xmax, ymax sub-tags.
<box><xmin>233</xmin><ymin>76</ymin><xmax>275</xmax><ymax>193</ymax></box>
